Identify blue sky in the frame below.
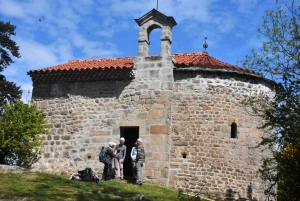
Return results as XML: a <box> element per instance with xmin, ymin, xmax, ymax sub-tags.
<box><xmin>0</xmin><ymin>0</ymin><xmax>293</xmax><ymax>101</ymax></box>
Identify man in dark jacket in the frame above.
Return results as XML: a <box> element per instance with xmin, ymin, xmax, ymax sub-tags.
<box><xmin>135</xmin><ymin>138</ymin><xmax>145</xmax><ymax>185</ymax></box>
<box><xmin>103</xmin><ymin>142</ymin><xmax>117</xmax><ymax>181</ymax></box>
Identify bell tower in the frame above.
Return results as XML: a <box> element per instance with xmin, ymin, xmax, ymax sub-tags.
<box><xmin>135</xmin><ymin>9</ymin><xmax>177</xmax><ymax>57</ymax></box>
<box><xmin>132</xmin><ymin>10</ymin><xmax>177</xmax><ymax>186</ymax></box>
<box><xmin>134</xmin><ymin>9</ymin><xmax>177</xmax><ymax>89</ymax></box>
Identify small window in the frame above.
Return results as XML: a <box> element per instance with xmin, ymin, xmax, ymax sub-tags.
<box><xmin>231</xmin><ymin>122</ymin><xmax>237</xmax><ymax>138</ymax></box>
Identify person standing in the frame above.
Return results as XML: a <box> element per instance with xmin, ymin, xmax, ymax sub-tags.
<box><xmin>103</xmin><ymin>142</ymin><xmax>117</xmax><ymax>181</ymax></box>
<box><xmin>114</xmin><ymin>137</ymin><xmax>127</xmax><ymax>179</ymax></box>
<box><xmin>130</xmin><ymin>142</ymin><xmax>138</xmax><ymax>181</ymax></box>
<box><xmin>135</xmin><ymin>138</ymin><xmax>145</xmax><ymax>185</ymax></box>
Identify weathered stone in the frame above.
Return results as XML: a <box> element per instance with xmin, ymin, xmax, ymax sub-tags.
<box><xmin>61</xmin><ymin>135</ymin><xmax>71</xmax><ymax>140</ymax></box>
<box><xmin>38</xmin><ymin>101</ymin><xmax>48</xmax><ymax>109</ymax></box>
<box><xmin>90</xmin><ymin>131</ymin><xmax>110</xmax><ymax>136</ymax></box>
<box><xmin>150</xmin><ymin>125</ymin><xmax>168</xmax><ymax>134</ymax></box>
<box><xmin>250</xmin><ymin>128</ymin><xmax>260</xmax><ymax>138</ymax></box>
<box><xmin>148</xmin><ymin>110</ymin><xmax>158</xmax><ymax>118</ymax></box>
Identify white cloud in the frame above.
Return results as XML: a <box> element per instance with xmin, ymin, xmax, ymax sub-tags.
<box><xmin>0</xmin><ymin>0</ymin><xmax>27</xmax><ymax>18</ymax></box>
<box><xmin>17</xmin><ymin>39</ymin><xmax>60</xmax><ymax>70</ymax></box>
<box><xmin>0</xmin><ymin>0</ymin><xmax>51</xmax><ymax>19</ymax></box>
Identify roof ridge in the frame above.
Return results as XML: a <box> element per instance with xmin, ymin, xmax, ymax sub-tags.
<box><xmin>29</xmin><ymin>52</ymin><xmax>262</xmax><ymax>77</ymax></box>
<box><xmin>68</xmin><ymin>56</ymin><xmax>135</xmax><ymax>63</ymax></box>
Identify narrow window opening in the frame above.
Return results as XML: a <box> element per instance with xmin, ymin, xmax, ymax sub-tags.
<box><xmin>149</xmin><ymin>28</ymin><xmax>162</xmax><ymax>55</ymax></box>
<box><xmin>231</xmin><ymin>122</ymin><xmax>237</xmax><ymax>138</ymax></box>
<box><xmin>87</xmin><ymin>155</ymin><xmax>91</xmax><ymax>159</ymax></box>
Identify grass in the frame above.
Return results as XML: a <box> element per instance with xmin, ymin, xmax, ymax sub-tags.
<box><xmin>0</xmin><ymin>171</ymin><xmax>178</xmax><ymax>201</ymax></box>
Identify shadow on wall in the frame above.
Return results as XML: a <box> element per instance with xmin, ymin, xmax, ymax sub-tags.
<box><xmin>178</xmin><ymin>176</ymin><xmax>258</xmax><ymax>201</ymax></box>
<box><xmin>225</xmin><ymin>184</ymin><xmax>257</xmax><ymax>201</ymax></box>
<box><xmin>32</xmin><ymin>79</ymin><xmax>133</xmax><ymax>99</ymax></box>
<box><xmin>173</xmin><ymin>69</ymin><xmax>269</xmax><ymax>86</ymax></box>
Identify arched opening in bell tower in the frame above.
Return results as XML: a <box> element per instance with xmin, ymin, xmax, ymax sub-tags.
<box><xmin>147</xmin><ymin>24</ymin><xmax>162</xmax><ymax>55</ymax></box>
<box><xmin>149</xmin><ymin>28</ymin><xmax>162</xmax><ymax>55</ymax></box>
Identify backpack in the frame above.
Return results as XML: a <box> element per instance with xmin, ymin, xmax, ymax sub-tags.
<box><xmin>78</xmin><ymin>168</ymin><xmax>93</xmax><ymax>182</ymax></box>
<box><xmin>99</xmin><ymin>147</ymin><xmax>107</xmax><ymax>163</ymax></box>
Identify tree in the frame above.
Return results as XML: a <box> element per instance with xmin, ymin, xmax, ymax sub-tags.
<box><xmin>277</xmin><ymin>139</ymin><xmax>300</xmax><ymax>200</ymax></box>
<box><xmin>242</xmin><ymin>0</ymin><xmax>300</xmax><ymax>200</ymax></box>
<box><xmin>0</xmin><ymin>101</ymin><xmax>49</xmax><ymax>168</ymax></box>
<box><xmin>0</xmin><ymin>78</ymin><xmax>22</xmax><ymax>114</ymax></box>
<box><xmin>0</xmin><ymin>21</ymin><xmax>20</xmax><ymax>72</ymax></box>
<box><xmin>0</xmin><ymin>21</ymin><xmax>22</xmax><ymax>114</ymax></box>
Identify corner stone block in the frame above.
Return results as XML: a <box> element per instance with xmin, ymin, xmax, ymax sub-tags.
<box><xmin>148</xmin><ymin>110</ymin><xmax>158</xmax><ymax>118</ymax></box>
<box><xmin>150</xmin><ymin>125</ymin><xmax>168</xmax><ymax>134</ymax></box>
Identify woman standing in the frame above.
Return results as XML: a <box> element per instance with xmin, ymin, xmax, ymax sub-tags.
<box><xmin>103</xmin><ymin>142</ymin><xmax>117</xmax><ymax>181</ymax></box>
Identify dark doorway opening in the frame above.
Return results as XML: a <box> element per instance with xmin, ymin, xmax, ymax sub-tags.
<box><xmin>120</xmin><ymin>126</ymin><xmax>139</xmax><ymax>178</ymax></box>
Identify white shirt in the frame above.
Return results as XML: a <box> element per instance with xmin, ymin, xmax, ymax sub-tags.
<box><xmin>131</xmin><ymin>147</ymin><xmax>137</xmax><ymax>161</ymax></box>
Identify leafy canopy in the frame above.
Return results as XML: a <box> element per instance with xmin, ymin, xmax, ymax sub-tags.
<box><xmin>0</xmin><ymin>21</ymin><xmax>22</xmax><ymax>113</ymax></box>
<box><xmin>0</xmin><ymin>101</ymin><xmax>49</xmax><ymax>168</ymax></box>
<box><xmin>0</xmin><ymin>21</ymin><xmax>20</xmax><ymax>72</ymax></box>
<box><xmin>242</xmin><ymin>0</ymin><xmax>300</xmax><ymax>200</ymax></box>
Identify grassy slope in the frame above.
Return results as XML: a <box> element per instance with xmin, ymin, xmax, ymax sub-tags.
<box><xmin>0</xmin><ymin>171</ymin><xmax>178</xmax><ymax>201</ymax></box>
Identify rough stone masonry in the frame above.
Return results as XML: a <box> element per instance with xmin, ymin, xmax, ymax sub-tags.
<box><xmin>28</xmin><ymin>9</ymin><xmax>274</xmax><ymax>201</ymax></box>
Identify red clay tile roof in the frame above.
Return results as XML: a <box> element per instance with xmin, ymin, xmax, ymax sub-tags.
<box><xmin>173</xmin><ymin>52</ymin><xmax>236</xmax><ymax>69</ymax></box>
<box><xmin>34</xmin><ymin>57</ymin><xmax>134</xmax><ymax>72</ymax></box>
<box><xmin>28</xmin><ymin>52</ymin><xmax>259</xmax><ymax>75</ymax></box>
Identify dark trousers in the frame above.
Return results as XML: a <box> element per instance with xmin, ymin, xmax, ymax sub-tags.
<box><xmin>136</xmin><ymin>161</ymin><xmax>143</xmax><ymax>184</ymax></box>
<box><xmin>104</xmin><ymin>163</ymin><xmax>113</xmax><ymax>180</ymax></box>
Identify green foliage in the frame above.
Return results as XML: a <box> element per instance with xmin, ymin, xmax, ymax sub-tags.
<box><xmin>0</xmin><ymin>21</ymin><xmax>22</xmax><ymax>113</ymax></box>
<box><xmin>242</xmin><ymin>0</ymin><xmax>300</xmax><ymax>200</ymax></box>
<box><xmin>0</xmin><ymin>101</ymin><xmax>49</xmax><ymax>168</ymax></box>
<box><xmin>0</xmin><ymin>21</ymin><xmax>20</xmax><ymax>72</ymax></box>
<box><xmin>277</xmin><ymin>139</ymin><xmax>300</xmax><ymax>200</ymax></box>
<box><xmin>0</xmin><ymin>78</ymin><xmax>22</xmax><ymax>115</ymax></box>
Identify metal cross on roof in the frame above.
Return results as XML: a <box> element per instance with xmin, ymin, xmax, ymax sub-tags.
<box><xmin>203</xmin><ymin>37</ymin><xmax>208</xmax><ymax>51</ymax></box>
<box><xmin>157</xmin><ymin>0</ymin><xmax>158</xmax><ymax>10</ymax></box>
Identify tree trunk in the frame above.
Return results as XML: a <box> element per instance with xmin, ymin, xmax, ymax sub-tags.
<box><xmin>0</xmin><ymin>153</ymin><xmax>6</xmax><ymax>164</ymax></box>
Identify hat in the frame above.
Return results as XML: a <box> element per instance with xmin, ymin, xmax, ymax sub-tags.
<box><xmin>109</xmin><ymin>142</ymin><xmax>116</xmax><ymax>147</ymax></box>
<box><xmin>120</xmin><ymin>137</ymin><xmax>125</xmax><ymax>141</ymax></box>
<box><xmin>137</xmin><ymin>138</ymin><xmax>143</xmax><ymax>143</ymax></box>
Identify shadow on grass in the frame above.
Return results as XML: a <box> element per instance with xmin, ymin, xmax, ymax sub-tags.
<box><xmin>0</xmin><ymin>172</ymin><xmax>178</xmax><ymax>201</ymax></box>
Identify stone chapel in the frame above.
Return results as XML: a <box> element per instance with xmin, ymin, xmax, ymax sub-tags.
<box><xmin>28</xmin><ymin>9</ymin><xmax>274</xmax><ymax>200</ymax></box>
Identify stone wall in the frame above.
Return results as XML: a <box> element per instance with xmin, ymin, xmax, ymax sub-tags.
<box><xmin>31</xmin><ymin>54</ymin><xmax>175</xmax><ymax>186</ymax></box>
<box><xmin>31</xmin><ymin>69</ymin><xmax>273</xmax><ymax>200</ymax></box>
<box><xmin>169</xmin><ymin>71</ymin><xmax>273</xmax><ymax>201</ymax></box>
<box><xmin>32</xmin><ymin>80</ymin><xmax>132</xmax><ymax>174</ymax></box>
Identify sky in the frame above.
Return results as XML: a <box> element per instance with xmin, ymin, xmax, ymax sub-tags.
<box><xmin>0</xmin><ymin>0</ymin><xmax>294</xmax><ymax>101</ymax></box>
